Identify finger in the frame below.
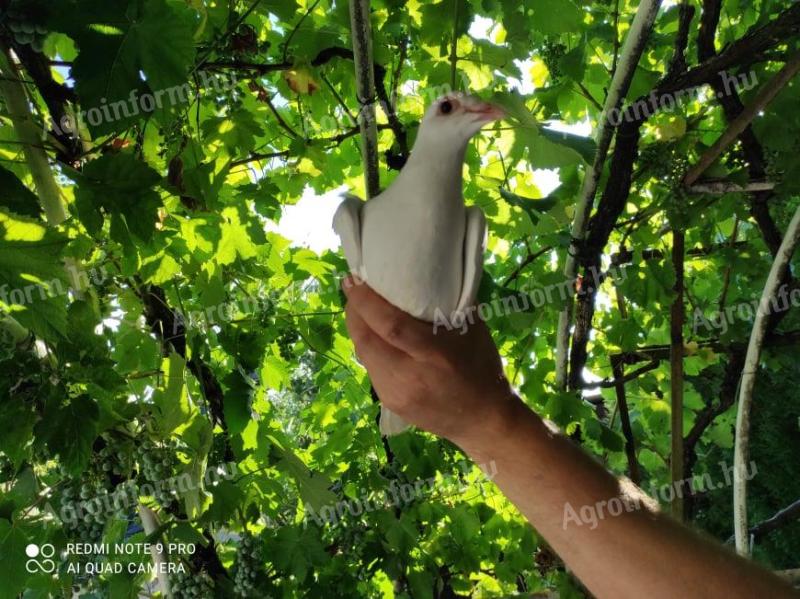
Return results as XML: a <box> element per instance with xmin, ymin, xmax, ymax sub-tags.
<box><xmin>343</xmin><ymin>276</ymin><xmax>434</xmax><ymax>357</ymax></box>
<box><xmin>345</xmin><ymin>302</ymin><xmax>410</xmax><ymax>371</ymax></box>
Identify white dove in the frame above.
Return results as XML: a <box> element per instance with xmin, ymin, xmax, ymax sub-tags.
<box><xmin>333</xmin><ymin>93</ymin><xmax>504</xmax><ymax>436</ymax></box>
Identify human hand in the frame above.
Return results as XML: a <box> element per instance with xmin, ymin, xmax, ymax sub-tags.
<box><xmin>342</xmin><ymin>276</ymin><xmax>522</xmax><ymax>450</ymax></box>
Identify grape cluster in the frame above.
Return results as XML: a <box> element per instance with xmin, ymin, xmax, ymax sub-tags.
<box><xmin>171</xmin><ymin>568</ymin><xmax>215</xmax><ymax>599</ymax></box>
<box><xmin>71</xmin><ymin>578</ymin><xmax>100</xmax><ymax>597</ymax></box>
<box><xmin>638</xmin><ymin>142</ymin><xmax>688</xmax><ymax>188</ymax></box>
<box><xmin>276</xmin><ymin>329</ymin><xmax>299</xmax><ymax>361</ymax></box>
<box><xmin>98</xmin><ymin>441</ymin><xmax>133</xmax><ymax>478</ymax></box>
<box><xmin>232</xmin><ymin>533</ymin><xmax>263</xmax><ymax>598</ymax></box>
<box><xmin>1</xmin><ymin>5</ymin><xmax>47</xmax><ymax>53</ymax></box>
<box><xmin>57</xmin><ymin>435</ymin><xmax>136</xmax><ymax>543</ymax></box>
<box><xmin>61</xmin><ymin>470</ymin><xmax>130</xmax><ymax>545</ymax></box>
<box><xmin>136</xmin><ymin>438</ymin><xmax>180</xmax><ymax>509</ymax></box>
<box><xmin>541</xmin><ymin>39</ymin><xmax>567</xmax><ymax>83</ymax></box>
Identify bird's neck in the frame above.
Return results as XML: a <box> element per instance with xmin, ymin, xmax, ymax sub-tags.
<box><xmin>398</xmin><ymin>140</ymin><xmax>467</xmax><ymax>204</ymax></box>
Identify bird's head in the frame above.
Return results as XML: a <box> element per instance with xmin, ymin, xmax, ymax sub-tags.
<box><xmin>416</xmin><ymin>93</ymin><xmax>505</xmax><ymax>150</ymax></box>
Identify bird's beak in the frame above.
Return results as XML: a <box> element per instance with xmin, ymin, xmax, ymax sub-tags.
<box><xmin>464</xmin><ymin>101</ymin><xmax>505</xmax><ymax>123</ymax></box>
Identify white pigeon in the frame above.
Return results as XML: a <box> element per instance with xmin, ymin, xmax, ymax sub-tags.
<box><xmin>333</xmin><ymin>93</ymin><xmax>505</xmax><ymax>436</ymax></box>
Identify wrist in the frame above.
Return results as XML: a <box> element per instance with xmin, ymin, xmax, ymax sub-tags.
<box><xmin>453</xmin><ymin>389</ymin><xmax>531</xmax><ymax>462</ymax></box>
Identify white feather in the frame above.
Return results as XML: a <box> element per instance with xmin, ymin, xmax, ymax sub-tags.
<box><xmin>333</xmin><ymin>94</ymin><xmax>501</xmax><ymax>435</ymax></box>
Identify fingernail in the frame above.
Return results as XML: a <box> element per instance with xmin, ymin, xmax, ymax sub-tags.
<box><xmin>342</xmin><ymin>275</ymin><xmax>354</xmax><ymax>292</ymax></box>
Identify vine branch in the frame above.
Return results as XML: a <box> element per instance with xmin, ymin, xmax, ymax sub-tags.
<box><xmin>734</xmin><ymin>203</ymin><xmax>800</xmax><ymax>556</ymax></box>
<box><xmin>555</xmin><ymin>0</ymin><xmax>662</xmax><ymax>389</ymax></box>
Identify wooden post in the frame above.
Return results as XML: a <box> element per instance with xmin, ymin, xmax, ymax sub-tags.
<box><xmin>670</xmin><ymin>229</ymin><xmax>685</xmax><ymax>520</ymax></box>
<box><xmin>348</xmin><ymin>0</ymin><xmax>380</xmax><ymax>198</ymax></box>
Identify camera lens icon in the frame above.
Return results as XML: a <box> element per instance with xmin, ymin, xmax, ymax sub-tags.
<box><xmin>25</xmin><ymin>543</ymin><xmax>56</xmax><ymax>574</ymax></box>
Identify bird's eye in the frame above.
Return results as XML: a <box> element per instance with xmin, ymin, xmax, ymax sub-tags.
<box><xmin>439</xmin><ymin>100</ymin><xmax>453</xmax><ymax>115</ymax></box>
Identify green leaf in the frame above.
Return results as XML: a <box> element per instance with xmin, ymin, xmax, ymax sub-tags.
<box><xmin>178</xmin><ymin>458</ymin><xmax>212</xmax><ymax>519</ymax></box>
<box><xmin>0</xmin><ymin>211</ymin><xmax>69</xmax><ymax>341</ymax></box>
<box><xmin>181</xmin><ymin>411</ymin><xmax>214</xmax><ymax>458</ymax></box>
<box><xmin>222</xmin><ymin>371</ymin><xmax>252</xmax><ymax>437</ymax></box>
<box><xmin>531</xmin><ymin>0</ymin><xmax>583</xmax><ymax>34</ymax></box>
<box><xmin>558</xmin><ymin>46</ymin><xmax>586</xmax><ymax>81</ymax></box>
<box><xmin>539</xmin><ymin>126</ymin><xmax>596</xmax><ymax>165</ymax></box>
<box><xmin>407</xmin><ymin>569</ymin><xmax>435</xmax><ymax>599</ymax></box>
<box><xmin>491</xmin><ymin>91</ymin><xmax>539</xmax><ymax>129</ymax></box>
<box><xmin>152</xmin><ymin>352</ymin><xmax>191</xmax><ymax>434</ymax></box>
<box><xmin>499</xmin><ymin>187</ymin><xmax>558</xmax><ymax>223</ymax></box>
<box><xmin>69</xmin><ymin>0</ymin><xmax>196</xmax><ymax>133</ymax></box>
<box><xmin>216</xmin><ymin>207</ymin><xmax>257</xmax><ymax>265</ymax></box>
<box><xmin>66</xmin><ymin>299</ymin><xmax>102</xmax><ymax>350</ymax></box>
<box><xmin>136</xmin><ymin>0</ymin><xmax>196</xmax><ymax>92</ymax></box>
<box><xmin>36</xmin><ymin>394</ymin><xmax>99</xmax><ymax>476</ymax></box>
<box><xmin>272</xmin><ymin>441</ymin><xmax>336</xmax><ymax>512</ymax></box>
<box><xmin>206</xmin><ymin>480</ymin><xmax>245</xmax><ymax>522</ymax></box>
<box><xmin>0</xmin><ymin>166</ymin><xmax>41</xmax><ymax>218</ymax></box>
<box><xmin>0</xmin><ymin>395</ymin><xmax>37</xmax><ymax>467</ymax></box>
<box><xmin>69</xmin><ymin>153</ymin><xmax>162</xmax><ymax>241</ymax></box>
<box><xmin>0</xmin><ymin>520</ymin><xmax>28</xmax><ymax>599</ymax></box>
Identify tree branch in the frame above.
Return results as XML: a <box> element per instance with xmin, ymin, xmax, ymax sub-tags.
<box><xmin>503</xmin><ymin>246</ymin><xmax>552</xmax><ymax>286</ymax></box>
<box><xmin>7</xmin><ymin>41</ymin><xmax>82</xmax><ymax>163</ymax></box>
<box><xmin>645</xmin><ymin>2</ymin><xmax>800</xmax><ymax>107</ymax></box>
<box><xmin>670</xmin><ymin>228</ymin><xmax>685</xmax><ymax>520</ymax></box>
<box><xmin>230</xmin><ymin>124</ymin><xmax>392</xmax><ymax>167</ymax></box>
<box><xmin>727</xmin><ymin>498</ymin><xmax>800</xmax><ymax>545</ymax></box>
<box><xmin>579</xmin><ymin>356</ymin><xmax>660</xmax><ymax>390</ymax></box>
<box><xmin>684</xmin><ymin>349</ymin><xmax>745</xmax><ymax>502</ymax></box>
<box><xmin>0</xmin><ymin>44</ymin><xmax>66</xmax><ymax>225</ymax></box>
<box><xmin>610</xmin><ymin>241</ymin><xmax>750</xmax><ymax>265</ymax></box>
<box><xmin>750</xmin><ymin>498</ymin><xmax>800</xmax><ymax>540</ymax></box>
<box><xmin>556</xmin><ymin>0</ymin><xmax>662</xmax><ymax>389</ymax></box>
<box><xmin>610</xmin><ymin>355</ymin><xmax>643</xmax><ymax>484</ymax></box>
<box><xmin>348</xmin><ymin>0</ymin><xmax>380</xmax><ymax>198</ymax></box>
<box><xmin>734</xmin><ymin>203</ymin><xmax>800</xmax><ymax>555</ymax></box>
<box><xmin>566</xmin><ymin>1</ymin><xmax>800</xmax><ymax>389</ymax></box>
<box><xmin>139</xmin><ymin>284</ymin><xmax>233</xmax><ymax>460</ymax></box>
<box><xmin>687</xmin><ymin>181</ymin><xmax>775</xmax><ymax>194</ymax></box>
<box><xmin>683</xmin><ymin>52</ymin><xmax>800</xmax><ymax>187</ymax></box>
<box><xmin>194</xmin><ymin>45</ymin><xmax>412</xmax><ymax>167</ymax></box>
<box><xmin>450</xmin><ymin>0</ymin><xmax>460</xmax><ymax>89</ymax></box>
<box><xmin>567</xmin><ymin>119</ymin><xmax>642</xmax><ymax>390</ymax></box>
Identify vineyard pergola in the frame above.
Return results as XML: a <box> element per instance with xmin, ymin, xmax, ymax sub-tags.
<box><xmin>0</xmin><ymin>0</ymin><xmax>799</xmax><ymax>597</ymax></box>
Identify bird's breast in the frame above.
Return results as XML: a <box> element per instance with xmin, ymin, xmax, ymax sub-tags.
<box><xmin>360</xmin><ymin>198</ymin><xmax>466</xmax><ymax>322</ymax></box>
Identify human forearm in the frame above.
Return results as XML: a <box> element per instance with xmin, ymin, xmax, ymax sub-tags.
<box><xmin>456</xmin><ymin>393</ymin><xmax>797</xmax><ymax>599</ymax></box>
<box><xmin>341</xmin><ymin>281</ymin><xmax>797</xmax><ymax>599</ymax></box>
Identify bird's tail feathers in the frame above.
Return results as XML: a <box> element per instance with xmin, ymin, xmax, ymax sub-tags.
<box><xmin>379</xmin><ymin>407</ymin><xmax>411</xmax><ymax>436</ymax></box>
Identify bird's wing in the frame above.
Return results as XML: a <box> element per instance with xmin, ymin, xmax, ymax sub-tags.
<box><xmin>335</xmin><ymin>194</ymin><xmax>411</xmax><ymax>437</ymax></box>
<box><xmin>332</xmin><ymin>193</ymin><xmax>365</xmax><ymax>275</ymax></box>
<box><xmin>456</xmin><ymin>206</ymin><xmax>487</xmax><ymax>313</ymax></box>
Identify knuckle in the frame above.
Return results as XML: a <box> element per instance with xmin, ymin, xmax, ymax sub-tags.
<box><xmin>390</xmin><ymin>389</ymin><xmax>416</xmax><ymax>414</ymax></box>
<box><xmin>425</xmin><ymin>344</ymin><xmax>454</xmax><ymax>368</ymax></box>
<box><xmin>384</xmin><ymin>316</ymin><xmax>405</xmax><ymax>344</ymax></box>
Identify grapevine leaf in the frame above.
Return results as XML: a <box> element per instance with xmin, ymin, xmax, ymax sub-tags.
<box><xmin>35</xmin><ymin>394</ymin><xmax>99</xmax><ymax>476</ymax></box>
<box><xmin>0</xmin><ymin>166</ymin><xmax>41</xmax><ymax>218</ymax></box>
<box><xmin>68</xmin><ymin>153</ymin><xmax>162</xmax><ymax>241</ymax></box>
<box><xmin>0</xmin><ymin>520</ymin><xmax>28</xmax><ymax>599</ymax></box>
<box><xmin>0</xmin><ymin>211</ymin><xmax>69</xmax><ymax>340</ymax></box>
